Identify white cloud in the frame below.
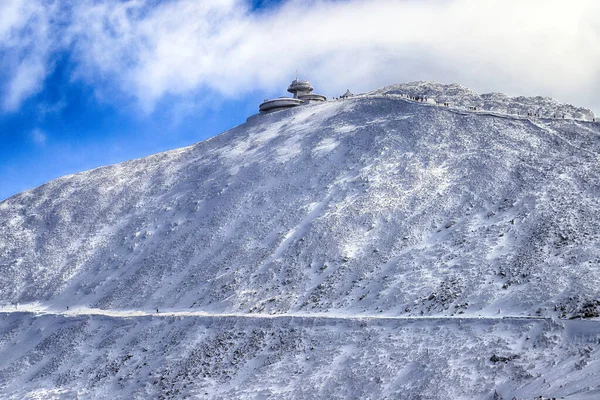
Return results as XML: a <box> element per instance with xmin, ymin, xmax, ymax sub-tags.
<box><xmin>31</xmin><ymin>129</ymin><xmax>47</xmax><ymax>146</ymax></box>
<box><xmin>4</xmin><ymin>58</ymin><xmax>48</xmax><ymax>111</ymax></box>
<box><xmin>0</xmin><ymin>0</ymin><xmax>54</xmax><ymax>111</ymax></box>
<box><xmin>2</xmin><ymin>0</ymin><xmax>600</xmax><ymax>113</ymax></box>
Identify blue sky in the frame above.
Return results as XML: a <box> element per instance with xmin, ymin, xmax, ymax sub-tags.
<box><xmin>0</xmin><ymin>51</ymin><xmax>263</xmax><ymax>199</ymax></box>
<box><xmin>1</xmin><ymin>0</ymin><xmax>599</xmax><ymax>200</ymax></box>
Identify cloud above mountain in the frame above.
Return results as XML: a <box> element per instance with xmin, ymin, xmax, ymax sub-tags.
<box><xmin>1</xmin><ymin>0</ymin><xmax>599</xmax><ymax>113</ymax></box>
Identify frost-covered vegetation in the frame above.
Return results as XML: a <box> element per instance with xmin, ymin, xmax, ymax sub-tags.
<box><xmin>0</xmin><ymin>82</ymin><xmax>599</xmax><ymax>399</ymax></box>
<box><xmin>1</xmin><ymin>312</ymin><xmax>599</xmax><ymax>399</ymax></box>
<box><xmin>371</xmin><ymin>81</ymin><xmax>596</xmax><ymax>121</ymax></box>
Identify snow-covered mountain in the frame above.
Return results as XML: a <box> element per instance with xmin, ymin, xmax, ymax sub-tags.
<box><xmin>371</xmin><ymin>81</ymin><xmax>596</xmax><ymax>121</ymax></box>
<box><xmin>1</xmin><ymin>82</ymin><xmax>599</xmax><ymax>399</ymax></box>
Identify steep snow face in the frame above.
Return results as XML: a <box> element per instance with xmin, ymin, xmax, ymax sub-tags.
<box><xmin>1</xmin><ymin>93</ymin><xmax>600</xmax><ymax>319</ymax></box>
<box><xmin>372</xmin><ymin>81</ymin><xmax>596</xmax><ymax>121</ymax></box>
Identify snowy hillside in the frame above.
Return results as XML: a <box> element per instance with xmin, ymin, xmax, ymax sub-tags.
<box><xmin>371</xmin><ymin>81</ymin><xmax>596</xmax><ymax>121</ymax></box>
<box><xmin>1</xmin><ymin>310</ymin><xmax>600</xmax><ymax>399</ymax></box>
<box><xmin>1</xmin><ymin>83</ymin><xmax>600</xmax><ymax>399</ymax></box>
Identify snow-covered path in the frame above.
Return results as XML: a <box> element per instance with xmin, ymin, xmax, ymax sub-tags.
<box><xmin>365</xmin><ymin>81</ymin><xmax>597</xmax><ymax>122</ymax></box>
<box><xmin>0</xmin><ymin>303</ymin><xmax>579</xmax><ymax>323</ymax></box>
<box><xmin>2</xmin><ymin>304</ymin><xmax>600</xmax><ymax>400</ymax></box>
<box><xmin>362</xmin><ymin>93</ymin><xmax>597</xmax><ymax>124</ymax></box>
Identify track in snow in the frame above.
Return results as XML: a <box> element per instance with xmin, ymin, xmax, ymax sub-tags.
<box><xmin>0</xmin><ymin>304</ymin><xmax>566</xmax><ymax>323</ymax></box>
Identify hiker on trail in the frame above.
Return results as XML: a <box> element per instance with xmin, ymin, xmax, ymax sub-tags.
<box><xmin>156</xmin><ymin>308</ymin><xmax>159</xmax><ymax>313</ymax></box>
<box><xmin>67</xmin><ymin>306</ymin><xmax>69</xmax><ymax>311</ymax></box>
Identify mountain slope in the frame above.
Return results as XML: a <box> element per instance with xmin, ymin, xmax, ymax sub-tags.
<box><xmin>1</xmin><ymin>88</ymin><xmax>599</xmax><ymax>318</ymax></box>
<box><xmin>2</xmin><ymin>311</ymin><xmax>599</xmax><ymax>400</ymax></box>
<box><xmin>1</xmin><ymin>83</ymin><xmax>600</xmax><ymax>398</ymax></box>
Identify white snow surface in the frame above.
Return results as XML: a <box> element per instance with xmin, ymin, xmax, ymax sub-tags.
<box><xmin>371</xmin><ymin>81</ymin><xmax>596</xmax><ymax>121</ymax></box>
<box><xmin>1</xmin><ymin>83</ymin><xmax>600</xmax><ymax>398</ymax></box>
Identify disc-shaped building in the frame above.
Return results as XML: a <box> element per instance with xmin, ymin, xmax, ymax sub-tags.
<box><xmin>259</xmin><ymin>78</ymin><xmax>327</xmax><ymax>113</ymax></box>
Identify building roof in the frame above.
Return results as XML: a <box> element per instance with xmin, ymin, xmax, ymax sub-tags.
<box><xmin>288</xmin><ymin>79</ymin><xmax>313</xmax><ymax>94</ymax></box>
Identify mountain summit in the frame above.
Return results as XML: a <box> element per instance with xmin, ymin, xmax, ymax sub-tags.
<box><xmin>1</xmin><ymin>83</ymin><xmax>599</xmax><ymax>399</ymax></box>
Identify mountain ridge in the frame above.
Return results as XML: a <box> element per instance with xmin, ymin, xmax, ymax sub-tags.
<box><xmin>369</xmin><ymin>81</ymin><xmax>596</xmax><ymax>121</ymax></box>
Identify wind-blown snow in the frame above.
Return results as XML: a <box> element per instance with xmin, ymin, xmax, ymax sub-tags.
<box><xmin>1</xmin><ymin>83</ymin><xmax>600</xmax><ymax>399</ymax></box>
